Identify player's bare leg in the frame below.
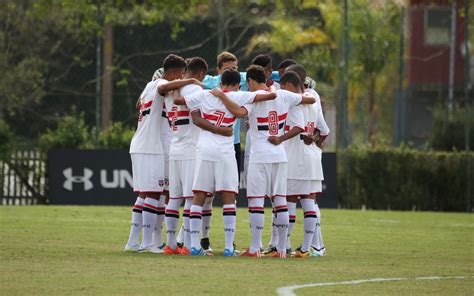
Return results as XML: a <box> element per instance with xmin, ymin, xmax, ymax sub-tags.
<box><xmin>221</xmin><ymin>192</ymin><xmax>237</xmax><ymax>256</ymax></box>
<box><xmin>125</xmin><ymin>192</ymin><xmax>145</xmax><ymax>251</ymax></box>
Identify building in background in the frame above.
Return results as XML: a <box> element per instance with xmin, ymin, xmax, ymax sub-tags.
<box><xmin>399</xmin><ymin>0</ymin><xmax>472</xmax><ymax>146</ymax></box>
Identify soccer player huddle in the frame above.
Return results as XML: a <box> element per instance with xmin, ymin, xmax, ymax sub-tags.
<box><xmin>124</xmin><ymin>51</ymin><xmax>329</xmax><ymax>258</ymax></box>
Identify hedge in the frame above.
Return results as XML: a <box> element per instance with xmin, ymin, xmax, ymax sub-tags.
<box><xmin>338</xmin><ymin>147</ymin><xmax>474</xmax><ymax>212</ymax></box>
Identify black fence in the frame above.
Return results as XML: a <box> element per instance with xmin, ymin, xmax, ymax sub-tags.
<box><xmin>0</xmin><ymin>150</ymin><xmax>47</xmax><ymax>205</ymax></box>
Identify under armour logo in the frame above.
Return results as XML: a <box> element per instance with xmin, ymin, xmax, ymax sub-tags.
<box><xmin>63</xmin><ymin>168</ymin><xmax>93</xmax><ymax>191</ymax></box>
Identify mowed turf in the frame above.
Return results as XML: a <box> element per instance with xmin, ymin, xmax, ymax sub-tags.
<box><xmin>0</xmin><ymin>206</ymin><xmax>473</xmax><ymax>295</ymax></box>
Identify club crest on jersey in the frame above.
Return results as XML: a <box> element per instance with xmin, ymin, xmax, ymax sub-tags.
<box><xmin>158</xmin><ymin>179</ymin><xmax>164</xmax><ymax>187</ymax></box>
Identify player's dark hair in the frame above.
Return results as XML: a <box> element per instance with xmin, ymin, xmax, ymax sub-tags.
<box><xmin>246</xmin><ymin>65</ymin><xmax>266</xmax><ymax>84</ymax></box>
<box><xmin>163</xmin><ymin>54</ymin><xmax>186</xmax><ymax>72</ymax></box>
<box><xmin>221</xmin><ymin>69</ymin><xmax>241</xmax><ymax>86</ymax></box>
<box><xmin>286</xmin><ymin>64</ymin><xmax>307</xmax><ymax>82</ymax></box>
<box><xmin>279</xmin><ymin>70</ymin><xmax>302</xmax><ymax>88</ymax></box>
<box><xmin>186</xmin><ymin>57</ymin><xmax>208</xmax><ymax>74</ymax></box>
<box><xmin>252</xmin><ymin>54</ymin><xmax>272</xmax><ymax>69</ymax></box>
<box><xmin>217</xmin><ymin>51</ymin><xmax>237</xmax><ymax>69</ymax></box>
<box><xmin>277</xmin><ymin>59</ymin><xmax>297</xmax><ymax>70</ymax></box>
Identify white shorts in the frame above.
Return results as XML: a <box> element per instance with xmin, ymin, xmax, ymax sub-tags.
<box><xmin>130</xmin><ymin>153</ymin><xmax>165</xmax><ymax>193</ymax></box>
<box><xmin>247</xmin><ymin>162</ymin><xmax>287</xmax><ymax>198</ymax></box>
<box><xmin>287</xmin><ymin>179</ymin><xmax>322</xmax><ymax>197</ymax></box>
<box><xmin>163</xmin><ymin>151</ymin><xmax>170</xmax><ymax>192</ymax></box>
<box><xmin>169</xmin><ymin>159</ymin><xmax>195</xmax><ymax>199</ymax></box>
<box><xmin>192</xmin><ymin>158</ymin><xmax>239</xmax><ymax>195</ymax></box>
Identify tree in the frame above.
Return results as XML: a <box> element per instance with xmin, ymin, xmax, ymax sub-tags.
<box><xmin>247</xmin><ymin>0</ymin><xmax>401</xmax><ymax>146</ymax></box>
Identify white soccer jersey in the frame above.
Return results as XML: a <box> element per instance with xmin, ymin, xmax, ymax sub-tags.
<box><xmin>164</xmin><ymin>84</ymin><xmax>202</xmax><ymax>160</ymax></box>
<box><xmin>129</xmin><ymin>78</ymin><xmax>167</xmax><ymax>154</ymax></box>
<box><xmin>184</xmin><ymin>90</ymin><xmax>257</xmax><ymax>161</ymax></box>
<box><xmin>285</xmin><ymin>103</ymin><xmax>324</xmax><ymax>180</ymax></box>
<box><xmin>305</xmin><ymin>88</ymin><xmax>330</xmax><ymax>136</ymax></box>
<box><xmin>244</xmin><ymin>89</ymin><xmax>304</xmax><ymax>164</ymax></box>
<box><xmin>162</xmin><ymin>101</ymin><xmax>173</xmax><ymax>155</ymax></box>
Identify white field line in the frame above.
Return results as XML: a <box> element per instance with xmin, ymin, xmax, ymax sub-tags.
<box><xmin>276</xmin><ymin>276</ymin><xmax>474</xmax><ymax>296</ymax></box>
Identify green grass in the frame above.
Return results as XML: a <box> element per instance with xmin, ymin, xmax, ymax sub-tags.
<box><xmin>0</xmin><ymin>206</ymin><xmax>473</xmax><ymax>295</ymax></box>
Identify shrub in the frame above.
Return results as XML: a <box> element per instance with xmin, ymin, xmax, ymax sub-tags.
<box><xmin>38</xmin><ymin>111</ymin><xmax>93</xmax><ymax>152</ymax></box>
<box><xmin>431</xmin><ymin>105</ymin><xmax>474</xmax><ymax>151</ymax></box>
<box><xmin>97</xmin><ymin>122</ymin><xmax>134</xmax><ymax>149</ymax></box>
<box><xmin>338</xmin><ymin>146</ymin><xmax>474</xmax><ymax>211</ymax></box>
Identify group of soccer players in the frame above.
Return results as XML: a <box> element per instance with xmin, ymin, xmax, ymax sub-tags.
<box><xmin>124</xmin><ymin>51</ymin><xmax>329</xmax><ymax>258</ymax></box>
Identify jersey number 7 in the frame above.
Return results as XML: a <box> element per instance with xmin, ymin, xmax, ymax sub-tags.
<box><xmin>214</xmin><ymin>110</ymin><xmax>226</xmax><ymax>127</ymax></box>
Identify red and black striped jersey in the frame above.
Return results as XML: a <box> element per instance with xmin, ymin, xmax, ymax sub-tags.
<box><xmin>184</xmin><ymin>90</ymin><xmax>256</xmax><ymax>162</ymax></box>
<box><xmin>130</xmin><ymin>79</ymin><xmax>167</xmax><ymax>154</ymax></box>
<box><xmin>164</xmin><ymin>84</ymin><xmax>202</xmax><ymax>160</ymax></box>
<box><xmin>244</xmin><ymin>89</ymin><xmax>304</xmax><ymax>164</ymax></box>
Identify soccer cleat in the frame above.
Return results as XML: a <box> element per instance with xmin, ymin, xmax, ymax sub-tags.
<box><xmin>177</xmin><ymin>242</ymin><xmax>184</xmax><ymax>249</ymax></box>
<box><xmin>180</xmin><ymin>246</ymin><xmax>190</xmax><ymax>255</ymax></box>
<box><xmin>239</xmin><ymin>249</ymin><xmax>261</xmax><ymax>258</ymax></box>
<box><xmin>223</xmin><ymin>249</ymin><xmax>239</xmax><ymax>257</ymax></box>
<box><xmin>263</xmin><ymin>246</ymin><xmax>277</xmax><ymax>256</ymax></box>
<box><xmin>293</xmin><ymin>247</ymin><xmax>310</xmax><ymax>258</ymax></box>
<box><xmin>309</xmin><ymin>246</ymin><xmax>326</xmax><ymax>257</ymax></box>
<box><xmin>200</xmin><ymin>237</ymin><xmax>213</xmax><ymax>253</ymax></box>
<box><xmin>286</xmin><ymin>248</ymin><xmax>292</xmax><ymax>255</ymax></box>
<box><xmin>124</xmin><ymin>244</ymin><xmax>140</xmax><ymax>252</ymax></box>
<box><xmin>138</xmin><ymin>245</ymin><xmax>164</xmax><ymax>254</ymax></box>
<box><xmin>271</xmin><ymin>251</ymin><xmax>287</xmax><ymax>258</ymax></box>
<box><xmin>190</xmin><ymin>247</ymin><xmax>213</xmax><ymax>256</ymax></box>
<box><xmin>163</xmin><ymin>245</ymin><xmax>181</xmax><ymax>255</ymax></box>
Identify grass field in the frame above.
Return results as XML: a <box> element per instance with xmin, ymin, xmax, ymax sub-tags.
<box><xmin>0</xmin><ymin>206</ymin><xmax>473</xmax><ymax>295</ymax></box>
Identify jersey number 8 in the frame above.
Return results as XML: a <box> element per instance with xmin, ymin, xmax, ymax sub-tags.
<box><xmin>268</xmin><ymin>111</ymin><xmax>278</xmax><ymax>135</ymax></box>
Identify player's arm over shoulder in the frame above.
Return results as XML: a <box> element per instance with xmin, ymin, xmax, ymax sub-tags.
<box><xmin>210</xmin><ymin>89</ymin><xmax>248</xmax><ymax>118</ymax></box>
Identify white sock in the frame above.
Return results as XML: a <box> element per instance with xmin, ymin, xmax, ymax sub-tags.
<box><xmin>190</xmin><ymin>205</ymin><xmax>203</xmax><ymax>250</ymax></box>
<box><xmin>152</xmin><ymin>197</ymin><xmax>166</xmax><ymax>247</ymax></box>
<box><xmin>165</xmin><ymin>198</ymin><xmax>181</xmax><ymax>249</ymax></box>
<box><xmin>141</xmin><ymin>197</ymin><xmax>159</xmax><ymax>248</ymax></box>
<box><xmin>249</xmin><ymin>198</ymin><xmax>265</xmax><ymax>253</ymax></box>
<box><xmin>300</xmin><ymin>199</ymin><xmax>317</xmax><ymax>252</ymax></box>
<box><xmin>201</xmin><ymin>197</ymin><xmax>213</xmax><ymax>238</ymax></box>
<box><xmin>286</xmin><ymin>202</ymin><xmax>297</xmax><ymax>250</ymax></box>
<box><xmin>126</xmin><ymin>197</ymin><xmax>144</xmax><ymax>247</ymax></box>
<box><xmin>183</xmin><ymin>198</ymin><xmax>193</xmax><ymax>249</ymax></box>
<box><xmin>273</xmin><ymin>196</ymin><xmax>289</xmax><ymax>253</ymax></box>
<box><xmin>176</xmin><ymin>224</ymin><xmax>184</xmax><ymax>244</ymax></box>
<box><xmin>223</xmin><ymin>204</ymin><xmax>237</xmax><ymax>250</ymax></box>
<box><xmin>268</xmin><ymin>207</ymin><xmax>278</xmax><ymax>248</ymax></box>
<box><xmin>312</xmin><ymin>202</ymin><xmax>325</xmax><ymax>250</ymax></box>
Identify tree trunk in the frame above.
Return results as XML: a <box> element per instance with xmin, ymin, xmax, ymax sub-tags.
<box><xmin>101</xmin><ymin>23</ymin><xmax>113</xmax><ymax>131</ymax></box>
<box><xmin>368</xmin><ymin>76</ymin><xmax>376</xmax><ymax>145</ymax></box>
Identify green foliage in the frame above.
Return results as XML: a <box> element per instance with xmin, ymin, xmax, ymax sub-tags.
<box><xmin>38</xmin><ymin>109</ymin><xmax>135</xmax><ymax>151</ymax></box>
<box><xmin>339</xmin><ymin>146</ymin><xmax>473</xmax><ymax>211</ymax></box>
<box><xmin>430</xmin><ymin>105</ymin><xmax>474</xmax><ymax>151</ymax></box>
<box><xmin>97</xmin><ymin>122</ymin><xmax>135</xmax><ymax>149</ymax></box>
<box><xmin>0</xmin><ymin>119</ymin><xmax>14</xmax><ymax>157</ymax></box>
<box><xmin>38</xmin><ymin>111</ymin><xmax>93</xmax><ymax>152</ymax></box>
